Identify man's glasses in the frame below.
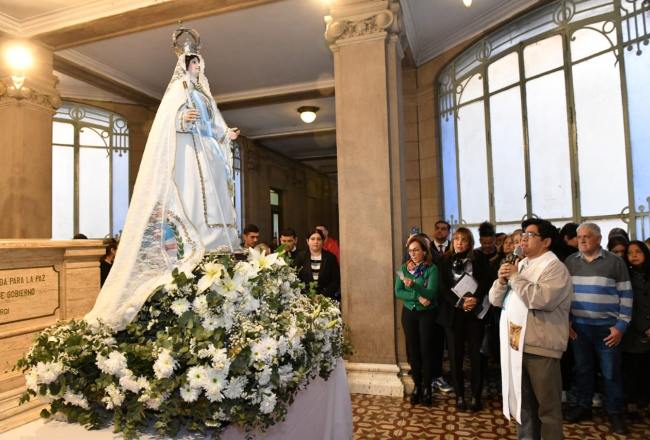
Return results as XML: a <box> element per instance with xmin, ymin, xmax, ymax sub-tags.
<box><xmin>521</xmin><ymin>232</ymin><xmax>541</xmax><ymax>239</ymax></box>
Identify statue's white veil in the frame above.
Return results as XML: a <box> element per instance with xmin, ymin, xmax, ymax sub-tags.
<box><xmin>86</xmin><ymin>53</ymin><xmax>223</xmax><ymax>330</ymax></box>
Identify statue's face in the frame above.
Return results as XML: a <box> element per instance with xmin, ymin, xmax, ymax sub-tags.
<box><xmin>188</xmin><ymin>57</ymin><xmax>200</xmax><ymax>77</ymax></box>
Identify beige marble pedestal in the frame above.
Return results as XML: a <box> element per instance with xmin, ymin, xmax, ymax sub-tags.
<box><xmin>0</xmin><ymin>240</ymin><xmax>104</xmax><ymax>433</ymax></box>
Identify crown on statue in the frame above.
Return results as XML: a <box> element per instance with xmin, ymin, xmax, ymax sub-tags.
<box><xmin>172</xmin><ymin>23</ymin><xmax>201</xmax><ymax>56</ymax></box>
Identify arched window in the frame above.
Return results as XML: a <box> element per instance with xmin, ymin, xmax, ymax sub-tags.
<box><xmin>438</xmin><ymin>0</ymin><xmax>650</xmax><ymax>239</ymax></box>
<box><xmin>52</xmin><ymin>102</ymin><xmax>129</xmax><ymax>239</ymax></box>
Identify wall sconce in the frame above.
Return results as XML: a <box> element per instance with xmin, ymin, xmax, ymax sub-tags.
<box><xmin>298</xmin><ymin>106</ymin><xmax>319</xmax><ymax>124</ymax></box>
<box><xmin>4</xmin><ymin>43</ymin><xmax>33</xmax><ymax>90</ymax></box>
<box><xmin>463</xmin><ymin>0</ymin><xmax>472</xmax><ymax>7</ymax></box>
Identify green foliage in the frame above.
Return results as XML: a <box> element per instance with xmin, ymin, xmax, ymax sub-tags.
<box><xmin>16</xmin><ymin>252</ymin><xmax>348</xmax><ymax>439</ymax></box>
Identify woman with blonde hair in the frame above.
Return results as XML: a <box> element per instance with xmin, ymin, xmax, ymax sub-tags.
<box><xmin>437</xmin><ymin>227</ymin><xmax>492</xmax><ymax>411</ymax></box>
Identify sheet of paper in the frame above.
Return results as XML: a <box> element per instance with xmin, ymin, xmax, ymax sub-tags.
<box><xmin>451</xmin><ymin>273</ymin><xmax>478</xmax><ymax>299</ymax></box>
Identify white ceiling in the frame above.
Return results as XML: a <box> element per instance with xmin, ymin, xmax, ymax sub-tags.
<box><xmin>0</xmin><ymin>0</ymin><xmax>547</xmax><ymax>176</ymax></box>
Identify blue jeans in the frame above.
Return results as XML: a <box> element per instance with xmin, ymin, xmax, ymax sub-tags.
<box><xmin>571</xmin><ymin>323</ymin><xmax>623</xmax><ymax>415</ymax></box>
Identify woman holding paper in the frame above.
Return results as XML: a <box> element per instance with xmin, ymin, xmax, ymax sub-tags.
<box><xmin>395</xmin><ymin>235</ymin><xmax>439</xmax><ymax>406</ymax></box>
<box><xmin>437</xmin><ymin>227</ymin><xmax>493</xmax><ymax>411</ymax></box>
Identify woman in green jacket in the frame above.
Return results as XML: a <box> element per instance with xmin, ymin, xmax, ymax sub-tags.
<box><xmin>395</xmin><ymin>235</ymin><xmax>439</xmax><ymax>406</ymax></box>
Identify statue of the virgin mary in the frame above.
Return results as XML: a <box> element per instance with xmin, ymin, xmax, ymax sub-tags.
<box><xmin>85</xmin><ymin>26</ymin><xmax>241</xmax><ymax>330</ymax></box>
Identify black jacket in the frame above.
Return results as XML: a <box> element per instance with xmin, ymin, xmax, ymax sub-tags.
<box><xmin>623</xmin><ymin>269</ymin><xmax>650</xmax><ymax>353</ymax></box>
<box><xmin>436</xmin><ymin>250</ymin><xmax>494</xmax><ymax>327</ymax></box>
<box><xmin>295</xmin><ymin>250</ymin><xmax>340</xmax><ymax>300</ymax></box>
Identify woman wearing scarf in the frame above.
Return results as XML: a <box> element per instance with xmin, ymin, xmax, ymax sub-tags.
<box><xmin>437</xmin><ymin>227</ymin><xmax>492</xmax><ymax>411</ymax></box>
<box><xmin>395</xmin><ymin>235</ymin><xmax>439</xmax><ymax>406</ymax></box>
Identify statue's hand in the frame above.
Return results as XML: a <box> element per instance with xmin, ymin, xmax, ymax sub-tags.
<box><xmin>228</xmin><ymin>127</ymin><xmax>240</xmax><ymax>140</ymax></box>
<box><xmin>183</xmin><ymin>109</ymin><xmax>199</xmax><ymax>122</ymax></box>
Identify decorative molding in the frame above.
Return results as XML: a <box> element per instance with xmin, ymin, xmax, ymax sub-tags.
<box><xmin>215</xmin><ymin>79</ymin><xmax>334</xmax><ymax>110</ymax></box>
<box><xmin>0</xmin><ymin>80</ymin><xmax>61</xmax><ymax>110</ymax></box>
<box><xmin>56</xmin><ymin>71</ymin><xmax>136</xmax><ymax>104</ymax></box>
<box><xmin>414</xmin><ymin>0</ymin><xmax>539</xmax><ymax>66</ymax></box>
<box><xmin>325</xmin><ymin>0</ymin><xmax>401</xmax><ymax>45</ymax></box>
<box><xmin>56</xmin><ymin>50</ymin><xmax>163</xmax><ymax>100</ymax></box>
<box><xmin>398</xmin><ymin>0</ymin><xmax>419</xmax><ymax>59</ymax></box>
<box><xmin>0</xmin><ymin>12</ymin><xmax>21</xmax><ymax>35</ymax></box>
<box><xmin>0</xmin><ymin>1</ymin><xmax>168</xmax><ymax>37</ymax></box>
<box><xmin>247</xmin><ymin>125</ymin><xmax>336</xmax><ymax>140</ymax></box>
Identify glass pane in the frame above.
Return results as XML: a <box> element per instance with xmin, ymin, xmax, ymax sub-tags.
<box><xmin>524</xmin><ymin>34</ymin><xmax>564</xmax><ymax>78</ymax></box>
<box><xmin>270</xmin><ymin>190</ymin><xmax>279</xmax><ymax>206</ymax></box>
<box><xmin>495</xmin><ymin>222</ymin><xmax>523</xmax><ymax>235</ymax></box>
<box><xmin>457</xmin><ymin>73</ymin><xmax>483</xmax><ymax>105</ymax></box>
<box><xmin>52</xmin><ymin>146</ymin><xmax>74</xmax><ymax>239</ymax></box>
<box><xmin>79</xmin><ymin>126</ymin><xmax>108</xmax><ymax>147</ymax></box>
<box><xmin>53</xmin><ymin>121</ymin><xmax>73</xmax><ymax>145</ymax></box>
<box><xmin>79</xmin><ymin>148</ymin><xmax>110</xmax><ymax>238</ymax></box>
<box><xmin>441</xmin><ymin>115</ymin><xmax>459</xmax><ymax>224</ymax></box>
<box><xmin>112</xmin><ymin>150</ymin><xmax>129</xmax><ymax>237</ymax></box>
<box><xmin>625</xmin><ymin>47</ymin><xmax>650</xmax><ymax>211</ymax></box>
<box><xmin>586</xmin><ymin>218</ymin><xmax>628</xmax><ymax>244</ymax></box>
<box><xmin>573</xmin><ymin>53</ymin><xmax>628</xmax><ymax>217</ymax></box>
<box><xmin>571</xmin><ymin>21</ymin><xmax>617</xmax><ymax>63</ymax></box>
<box><xmin>457</xmin><ymin>102</ymin><xmax>489</xmax><ymax>224</ymax></box>
<box><xmin>526</xmin><ymin>71</ymin><xmax>573</xmax><ymax>218</ymax></box>
<box><xmin>488</xmin><ymin>52</ymin><xmax>520</xmax><ymax>92</ymax></box>
<box><xmin>636</xmin><ymin>215</ymin><xmax>650</xmax><ymax>241</ymax></box>
<box><xmin>490</xmin><ymin>87</ymin><xmax>527</xmax><ymax>221</ymax></box>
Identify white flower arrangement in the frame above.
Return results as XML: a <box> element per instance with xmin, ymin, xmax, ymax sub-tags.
<box><xmin>17</xmin><ymin>250</ymin><xmax>347</xmax><ymax>439</ymax></box>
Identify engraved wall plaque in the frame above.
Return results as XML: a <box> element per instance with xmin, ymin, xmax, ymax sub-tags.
<box><xmin>0</xmin><ymin>267</ymin><xmax>60</xmax><ymax>324</ymax></box>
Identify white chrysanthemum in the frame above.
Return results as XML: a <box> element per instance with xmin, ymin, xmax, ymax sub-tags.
<box><xmin>63</xmin><ymin>390</ymin><xmax>89</xmax><ymax>409</ymax></box>
<box><xmin>192</xmin><ymin>295</ymin><xmax>209</xmax><ymax>317</ymax></box>
<box><xmin>24</xmin><ymin>369</ymin><xmax>38</xmax><ymax>391</ymax></box>
<box><xmin>197</xmin><ymin>262</ymin><xmax>225</xmax><ymax>293</ymax></box>
<box><xmin>201</xmin><ymin>314</ymin><xmax>221</xmax><ymax>331</ymax></box>
<box><xmin>102</xmin><ymin>384</ymin><xmax>124</xmax><ymax>410</ymax></box>
<box><xmin>240</xmin><ymin>293</ymin><xmax>260</xmax><ymax>314</ymax></box>
<box><xmin>257</xmin><ymin>367</ymin><xmax>271</xmax><ymax>386</ymax></box>
<box><xmin>35</xmin><ymin>361</ymin><xmax>65</xmax><ymax>384</ymax></box>
<box><xmin>203</xmin><ymin>372</ymin><xmax>225</xmax><ymax>402</ymax></box>
<box><xmin>139</xmin><ymin>391</ymin><xmax>168</xmax><ymax>410</ymax></box>
<box><xmin>251</xmin><ymin>337</ymin><xmax>278</xmax><ymax>363</ymax></box>
<box><xmin>102</xmin><ymin>336</ymin><xmax>117</xmax><ymax>347</ymax></box>
<box><xmin>278</xmin><ymin>364</ymin><xmax>294</xmax><ymax>386</ymax></box>
<box><xmin>259</xmin><ymin>389</ymin><xmax>277</xmax><ymax>414</ymax></box>
<box><xmin>223</xmin><ymin>376</ymin><xmax>247</xmax><ymax>399</ymax></box>
<box><xmin>119</xmin><ymin>370</ymin><xmax>149</xmax><ymax>393</ymax></box>
<box><xmin>153</xmin><ymin>349</ymin><xmax>178</xmax><ymax>380</ymax></box>
<box><xmin>187</xmin><ymin>365</ymin><xmax>209</xmax><ymax>389</ymax></box>
<box><xmin>96</xmin><ymin>351</ymin><xmax>128</xmax><ymax>377</ymax></box>
<box><xmin>170</xmin><ymin>298</ymin><xmax>191</xmax><ymax>316</ymax></box>
<box><xmin>180</xmin><ymin>383</ymin><xmax>201</xmax><ymax>402</ymax></box>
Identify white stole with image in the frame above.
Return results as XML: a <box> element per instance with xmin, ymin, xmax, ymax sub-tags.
<box><xmin>499</xmin><ymin>251</ymin><xmax>555</xmax><ymax>423</ymax></box>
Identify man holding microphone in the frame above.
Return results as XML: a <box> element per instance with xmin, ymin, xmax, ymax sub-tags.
<box><xmin>489</xmin><ymin>218</ymin><xmax>572</xmax><ymax>440</ymax></box>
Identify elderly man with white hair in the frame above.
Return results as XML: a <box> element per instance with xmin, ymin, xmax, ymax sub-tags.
<box><xmin>564</xmin><ymin>222</ymin><xmax>633</xmax><ymax>435</ymax></box>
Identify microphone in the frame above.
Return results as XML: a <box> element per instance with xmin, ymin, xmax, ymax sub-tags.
<box><xmin>504</xmin><ymin>245</ymin><xmax>524</xmax><ymax>265</ymax></box>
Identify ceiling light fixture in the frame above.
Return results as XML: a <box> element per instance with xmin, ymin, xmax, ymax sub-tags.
<box><xmin>463</xmin><ymin>0</ymin><xmax>472</xmax><ymax>7</ymax></box>
<box><xmin>298</xmin><ymin>106</ymin><xmax>319</xmax><ymax>124</ymax></box>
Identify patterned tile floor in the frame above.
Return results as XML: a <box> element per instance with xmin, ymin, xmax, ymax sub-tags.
<box><xmin>351</xmin><ymin>390</ymin><xmax>650</xmax><ymax>439</ymax></box>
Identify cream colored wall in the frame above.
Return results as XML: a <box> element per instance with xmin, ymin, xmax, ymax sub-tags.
<box><xmin>240</xmin><ymin>137</ymin><xmax>338</xmax><ymax>247</ymax></box>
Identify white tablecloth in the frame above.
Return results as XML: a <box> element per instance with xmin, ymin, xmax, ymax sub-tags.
<box><xmin>1</xmin><ymin>360</ymin><xmax>352</xmax><ymax>440</ymax></box>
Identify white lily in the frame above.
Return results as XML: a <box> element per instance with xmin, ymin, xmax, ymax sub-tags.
<box><xmin>248</xmin><ymin>247</ymin><xmax>285</xmax><ymax>271</ymax></box>
<box><xmin>197</xmin><ymin>262</ymin><xmax>225</xmax><ymax>293</ymax></box>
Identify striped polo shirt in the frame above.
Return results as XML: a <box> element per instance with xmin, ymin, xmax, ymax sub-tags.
<box><xmin>564</xmin><ymin>248</ymin><xmax>633</xmax><ymax>332</ymax></box>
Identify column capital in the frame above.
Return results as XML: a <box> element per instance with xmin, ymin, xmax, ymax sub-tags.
<box><xmin>0</xmin><ymin>80</ymin><xmax>62</xmax><ymax>111</ymax></box>
<box><xmin>324</xmin><ymin>0</ymin><xmax>402</xmax><ymax>46</ymax></box>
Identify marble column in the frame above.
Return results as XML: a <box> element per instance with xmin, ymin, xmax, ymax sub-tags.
<box><xmin>0</xmin><ymin>39</ymin><xmax>61</xmax><ymax>239</ymax></box>
<box><xmin>326</xmin><ymin>0</ymin><xmax>407</xmax><ymax>396</ymax></box>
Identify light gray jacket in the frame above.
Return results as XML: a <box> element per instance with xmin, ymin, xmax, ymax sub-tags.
<box><xmin>489</xmin><ymin>253</ymin><xmax>573</xmax><ymax>359</ymax></box>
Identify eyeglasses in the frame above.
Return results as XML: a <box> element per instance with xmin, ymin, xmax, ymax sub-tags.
<box><xmin>521</xmin><ymin>232</ymin><xmax>541</xmax><ymax>239</ymax></box>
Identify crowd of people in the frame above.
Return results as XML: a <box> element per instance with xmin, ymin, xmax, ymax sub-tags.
<box><xmin>395</xmin><ymin>219</ymin><xmax>650</xmax><ymax>437</ymax></box>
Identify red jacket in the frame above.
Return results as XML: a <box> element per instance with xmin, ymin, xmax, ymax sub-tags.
<box><xmin>323</xmin><ymin>237</ymin><xmax>340</xmax><ymax>263</ymax></box>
